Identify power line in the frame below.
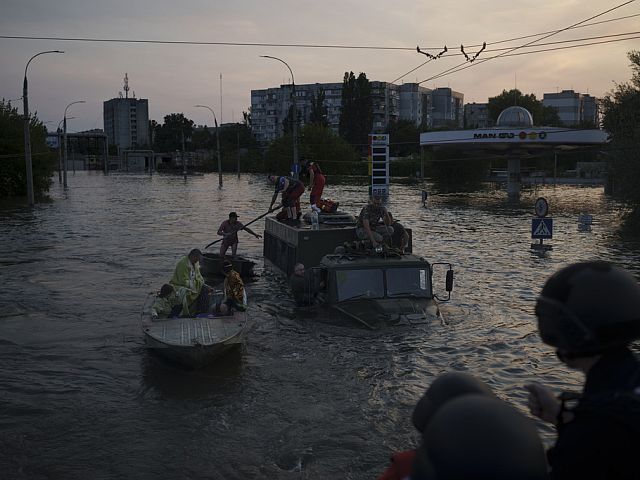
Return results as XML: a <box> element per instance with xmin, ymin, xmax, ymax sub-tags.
<box><xmin>392</xmin><ymin>13</ymin><xmax>639</xmax><ymax>83</ymax></box>
<box><xmin>417</xmin><ymin>0</ymin><xmax>637</xmax><ymax>85</ymax></box>
<box><xmin>447</xmin><ymin>31</ymin><xmax>640</xmax><ymax>57</ymax></box>
<box><xmin>0</xmin><ymin>10</ymin><xmax>637</xmax><ymax>52</ymax></box>
<box><xmin>425</xmin><ymin>34</ymin><xmax>640</xmax><ymax>83</ymax></box>
<box><xmin>464</xmin><ymin>13</ymin><xmax>640</xmax><ymax>49</ymax></box>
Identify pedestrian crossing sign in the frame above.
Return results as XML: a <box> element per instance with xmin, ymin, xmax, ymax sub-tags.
<box><xmin>532</xmin><ymin>218</ymin><xmax>553</xmax><ymax>239</ymax></box>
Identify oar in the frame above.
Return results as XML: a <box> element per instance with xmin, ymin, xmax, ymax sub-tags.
<box><xmin>204</xmin><ymin>207</ymin><xmax>278</xmax><ymax>249</ymax></box>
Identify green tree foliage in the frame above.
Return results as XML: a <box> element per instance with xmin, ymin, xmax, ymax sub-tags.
<box><xmin>281</xmin><ymin>104</ymin><xmax>300</xmax><ymax>136</ymax></box>
<box><xmin>602</xmin><ymin>51</ymin><xmax>640</xmax><ymax>213</ymax></box>
<box><xmin>541</xmin><ymin>106</ymin><xmax>562</xmax><ymax>127</ymax></box>
<box><xmin>426</xmin><ymin>151</ymin><xmax>491</xmax><ymax>193</ymax></box>
<box><xmin>266</xmin><ymin>124</ymin><xmax>360</xmax><ymax>175</ymax></box>
<box><xmin>488</xmin><ymin>89</ymin><xmax>546</xmax><ymax>125</ymax></box>
<box><xmin>191</xmin><ymin>123</ymin><xmax>262</xmax><ymax>173</ymax></box>
<box><xmin>339</xmin><ymin>72</ymin><xmax>373</xmax><ymax>149</ymax></box>
<box><xmin>0</xmin><ymin>100</ymin><xmax>55</xmax><ymax>199</ymax></box>
<box><xmin>309</xmin><ymin>89</ymin><xmax>328</xmax><ymax>127</ymax></box>
<box><xmin>387</xmin><ymin>120</ymin><xmax>420</xmax><ymax>157</ymax></box>
<box><xmin>243</xmin><ymin>108</ymin><xmax>252</xmax><ymax>128</ymax></box>
<box><xmin>152</xmin><ymin>113</ymin><xmax>194</xmax><ymax>152</ymax></box>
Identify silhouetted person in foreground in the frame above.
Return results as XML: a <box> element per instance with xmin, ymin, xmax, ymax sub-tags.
<box><xmin>412</xmin><ymin>393</ymin><xmax>548</xmax><ymax>480</ymax></box>
<box><xmin>377</xmin><ymin>372</ymin><xmax>496</xmax><ymax>480</ymax></box>
<box><xmin>526</xmin><ymin>261</ymin><xmax>640</xmax><ymax>479</ymax></box>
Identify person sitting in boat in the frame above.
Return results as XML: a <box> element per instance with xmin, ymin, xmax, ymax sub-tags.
<box><xmin>150</xmin><ymin>284</ymin><xmax>182</xmax><ymax>319</ymax></box>
<box><xmin>307</xmin><ymin>162</ymin><xmax>326</xmax><ymax>213</ymax></box>
<box><xmin>268</xmin><ymin>175</ymin><xmax>305</xmax><ymax>221</ymax></box>
<box><xmin>356</xmin><ymin>194</ymin><xmax>394</xmax><ymax>248</ymax></box>
<box><xmin>217</xmin><ymin>260</ymin><xmax>247</xmax><ymax>315</ymax></box>
<box><xmin>170</xmin><ymin>249</ymin><xmax>213</xmax><ymax>316</ymax></box>
<box><xmin>387</xmin><ymin>212</ymin><xmax>409</xmax><ymax>254</ymax></box>
<box><xmin>217</xmin><ymin>211</ymin><xmax>262</xmax><ymax>257</ymax></box>
<box><xmin>289</xmin><ymin>263</ymin><xmax>324</xmax><ymax>307</ymax></box>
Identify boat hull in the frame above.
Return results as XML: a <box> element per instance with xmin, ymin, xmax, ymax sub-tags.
<box><xmin>143</xmin><ymin>314</ymin><xmax>246</xmax><ymax>368</ymax></box>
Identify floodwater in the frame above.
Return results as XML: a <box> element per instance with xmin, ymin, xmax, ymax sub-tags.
<box><xmin>1</xmin><ymin>172</ymin><xmax>640</xmax><ymax>479</ymax></box>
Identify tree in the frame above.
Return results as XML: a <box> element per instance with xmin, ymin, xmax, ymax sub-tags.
<box><xmin>152</xmin><ymin>113</ymin><xmax>194</xmax><ymax>152</ymax></box>
<box><xmin>266</xmin><ymin>124</ymin><xmax>360</xmax><ymax>175</ymax></box>
<box><xmin>309</xmin><ymin>89</ymin><xmax>328</xmax><ymax>127</ymax></box>
<box><xmin>386</xmin><ymin>120</ymin><xmax>420</xmax><ymax>157</ymax></box>
<box><xmin>242</xmin><ymin>108</ymin><xmax>252</xmax><ymax>129</ymax></box>
<box><xmin>339</xmin><ymin>71</ymin><xmax>373</xmax><ymax>149</ymax></box>
<box><xmin>487</xmin><ymin>89</ymin><xmax>544</xmax><ymax>125</ymax></box>
<box><xmin>602</xmin><ymin>50</ymin><xmax>640</xmax><ymax>213</ymax></box>
<box><xmin>541</xmin><ymin>106</ymin><xmax>562</xmax><ymax>127</ymax></box>
<box><xmin>0</xmin><ymin>100</ymin><xmax>55</xmax><ymax>199</ymax></box>
<box><xmin>281</xmin><ymin>104</ymin><xmax>300</xmax><ymax>136</ymax></box>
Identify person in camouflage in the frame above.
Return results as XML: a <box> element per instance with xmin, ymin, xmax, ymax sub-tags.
<box><xmin>356</xmin><ymin>195</ymin><xmax>394</xmax><ymax>247</ymax></box>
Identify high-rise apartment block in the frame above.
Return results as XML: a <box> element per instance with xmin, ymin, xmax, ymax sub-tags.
<box><xmin>103</xmin><ymin>74</ymin><xmax>150</xmax><ymax>150</ymax></box>
<box><xmin>250</xmin><ymin>81</ymin><xmax>462</xmax><ymax>143</ymax></box>
<box><xmin>430</xmin><ymin>88</ymin><xmax>465</xmax><ymax>129</ymax></box>
<box><xmin>464</xmin><ymin>102</ymin><xmax>492</xmax><ymax>128</ymax></box>
<box><xmin>542</xmin><ymin>90</ymin><xmax>599</xmax><ymax>126</ymax></box>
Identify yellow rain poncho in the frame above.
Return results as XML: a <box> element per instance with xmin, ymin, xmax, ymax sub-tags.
<box><xmin>170</xmin><ymin>256</ymin><xmax>205</xmax><ymax>316</ymax></box>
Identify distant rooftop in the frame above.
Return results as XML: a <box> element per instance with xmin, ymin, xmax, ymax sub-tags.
<box><xmin>496</xmin><ymin>106</ymin><xmax>534</xmax><ymax>128</ymax></box>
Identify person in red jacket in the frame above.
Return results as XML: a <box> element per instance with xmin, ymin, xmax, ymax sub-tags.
<box><xmin>307</xmin><ymin>162</ymin><xmax>326</xmax><ymax>212</ymax></box>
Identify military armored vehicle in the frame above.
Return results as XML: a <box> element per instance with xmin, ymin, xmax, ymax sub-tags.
<box><xmin>263</xmin><ymin>215</ymin><xmax>453</xmax><ymax>328</ymax></box>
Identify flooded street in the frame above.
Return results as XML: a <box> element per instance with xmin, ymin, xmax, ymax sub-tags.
<box><xmin>2</xmin><ymin>172</ymin><xmax>640</xmax><ymax>479</ymax></box>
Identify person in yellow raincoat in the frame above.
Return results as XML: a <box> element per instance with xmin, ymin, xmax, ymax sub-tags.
<box><xmin>169</xmin><ymin>249</ymin><xmax>213</xmax><ymax>316</ymax></box>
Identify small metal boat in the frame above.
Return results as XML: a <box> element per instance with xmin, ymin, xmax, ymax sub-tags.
<box><xmin>200</xmin><ymin>252</ymin><xmax>256</xmax><ymax>278</ymax></box>
<box><xmin>142</xmin><ymin>313</ymin><xmax>247</xmax><ymax>368</ymax></box>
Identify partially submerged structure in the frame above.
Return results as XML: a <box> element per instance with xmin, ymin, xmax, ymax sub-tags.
<box><xmin>420</xmin><ymin>106</ymin><xmax>609</xmax><ymax>198</ymax></box>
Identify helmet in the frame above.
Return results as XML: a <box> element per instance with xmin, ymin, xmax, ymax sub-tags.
<box><xmin>412</xmin><ymin>372</ymin><xmax>494</xmax><ymax>433</ymax></box>
<box><xmin>412</xmin><ymin>395</ymin><xmax>547</xmax><ymax>480</ymax></box>
<box><xmin>535</xmin><ymin>261</ymin><xmax>640</xmax><ymax>355</ymax></box>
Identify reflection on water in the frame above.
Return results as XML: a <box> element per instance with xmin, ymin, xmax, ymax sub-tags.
<box><xmin>1</xmin><ymin>172</ymin><xmax>640</xmax><ymax>478</ymax></box>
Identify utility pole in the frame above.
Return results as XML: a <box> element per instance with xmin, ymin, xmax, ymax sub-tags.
<box><xmin>194</xmin><ymin>104</ymin><xmax>223</xmax><ymax>188</ymax></box>
<box><xmin>182</xmin><ymin>129</ymin><xmax>187</xmax><ymax>180</ymax></box>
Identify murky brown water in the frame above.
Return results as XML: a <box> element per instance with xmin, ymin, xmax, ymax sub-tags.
<box><xmin>2</xmin><ymin>172</ymin><xmax>640</xmax><ymax>479</ymax></box>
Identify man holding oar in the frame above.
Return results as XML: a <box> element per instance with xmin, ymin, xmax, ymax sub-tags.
<box><xmin>216</xmin><ymin>211</ymin><xmax>262</xmax><ymax>256</ymax></box>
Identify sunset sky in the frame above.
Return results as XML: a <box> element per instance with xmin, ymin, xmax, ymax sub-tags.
<box><xmin>1</xmin><ymin>0</ymin><xmax>638</xmax><ymax>132</ymax></box>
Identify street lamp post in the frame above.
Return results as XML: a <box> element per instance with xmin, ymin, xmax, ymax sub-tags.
<box><xmin>260</xmin><ymin>55</ymin><xmax>299</xmax><ymax>179</ymax></box>
<box><xmin>23</xmin><ymin>50</ymin><xmax>64</xmax><ymax>206</ymax></box>
<box><xmin>63</xmin><ymin>101</ymin><xmax>85</xmax><ymax>188</ymax></box>
<box><xmin>194</xmin><ymin>104</ymin><xmax>222</xmax><ymax>188</ymax></box>
<box><xmin>56</xmin><ymin>116</ymin><xmax>74</xmax><ymax>183</ymax></box>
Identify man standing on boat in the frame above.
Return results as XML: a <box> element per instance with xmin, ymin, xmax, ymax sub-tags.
<box><xmin>268</xmin><ymin>175</ymin><xmax>305</xmax><ymax>221</ymax></box>
<box><xmin>217</xmin><ymin>211</ymin><xmax>262</xmax><ymax>256</ymax></box>
<box><xmin>170</xmin><ymin>248</ymin><xmax>213</xmax><ymax>316</ymax></box>
<box><xmin>356</xmin><ymin>195</ymin><xmax>394</xmax><ymax>248</ymax></box>
<box><xmin>307</xmin><ymin>162</ymin><xmax>325</xmax><ymax>213</ymax></box>
<box><xmin>526</xmin><ymin>261</ymin><xmax>640</xmax><ymax>479</ymax></box>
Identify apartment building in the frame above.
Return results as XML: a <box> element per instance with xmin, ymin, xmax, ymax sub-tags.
<box><xmin>250</xmin><ymin>81</ymin><xmax>462</xmax><ymax>143</ymax></box>
<box><xmin>431</xmin><ymin>87</ymin><xmax>465</xmax><ymax>128</ymax></box>
<box><xmin>399</xmin><ymin>83</ymin><xmax>433</xmax><ymax>128</ymax></box>
<box><xmin>542</xmin><ymin>90</ymin><xmax>599</xmax><ymax>126</ymax></box>
<box><xmin>464</xmin><ymin>102</ymin><xmax>492</xmax><ymax>128</ymax></box>
<box><xmin>103</xmin><ymin>97</ymin><xmax>150</xmax><ymax>150</ymax></box>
